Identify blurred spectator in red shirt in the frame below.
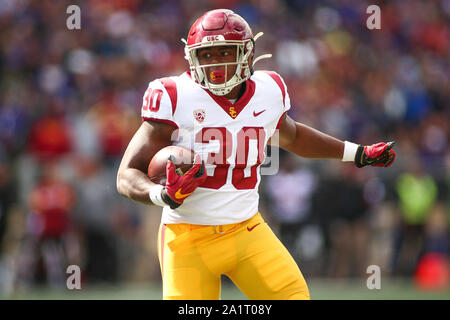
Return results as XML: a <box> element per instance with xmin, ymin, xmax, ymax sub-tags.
<box><xmin>88</xmin><ymin>91</ymin><xmax>140</xmax><ymax>162</ymax></box>
<box><xmin>27</xmin><ymin>103</ymin><xmax>73</xmax><ymax>161</ymax></box>
<box><xmin>16</xmin><ymin>161</ymin><xmax>79</xmax><ymax>289</ymax></box>
<box><xmin>28</xmin><ymin>162</ymin><xmax>75</xmax><ymax>239</ymax></box>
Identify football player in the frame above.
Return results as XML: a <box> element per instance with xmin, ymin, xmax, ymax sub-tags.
<box><xmin>117</xmin><ymin>9</ymin><xmax>395</xmax><ymax>300</ymax></box>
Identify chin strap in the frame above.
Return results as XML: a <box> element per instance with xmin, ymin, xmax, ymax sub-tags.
<box><xmin>253</xmin><ymin>53</ymin><xmax>272</xmax><ymax>66</ymax></box>
<box><xmin>253</xmin><ymin>32</ymin><xmax>264</xmax><ymax>41</ymax></box>
<box><xmin>251</xmin><ymin>32</ymin><xmax>272</xmax><ymax>68</ymax></box>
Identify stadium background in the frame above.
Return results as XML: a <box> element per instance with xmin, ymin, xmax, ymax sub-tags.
<box><xmin>0</xmin><ymin>0</ymin><xmax>448</xmax><ymax>299</ymax></box>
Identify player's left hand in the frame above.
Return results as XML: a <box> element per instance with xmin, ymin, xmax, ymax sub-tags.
<box><xmin>355</xmin><ymin>141</ymin><xmax>396</xmax><ymax>168</ymax></box>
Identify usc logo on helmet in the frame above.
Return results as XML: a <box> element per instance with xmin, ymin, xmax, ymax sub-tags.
<box><xmin>203</xmin><ymin>35</ymin><xmax>225</xmax><ymax>42</ymax></box>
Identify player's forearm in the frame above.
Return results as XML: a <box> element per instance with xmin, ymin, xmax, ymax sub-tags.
<box><xmin>117</xmin><ymin>168</ymin><xmax>155</xmax><ymax>205</ymax></box>
<box><xmin>281</xmin><ymin>122</ymin><xmax>344</xmax><ymax>159</ymax></box>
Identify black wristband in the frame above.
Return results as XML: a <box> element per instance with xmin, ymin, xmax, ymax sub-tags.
<box><xmin>354</xmin><ymin>145</ymin><xmax>365</xmax><ymax>168</ymax></box>
<box><xmin>161</xmin><ymin>189</ymin><xmax>181</xmax><ymax>210</ymax></box>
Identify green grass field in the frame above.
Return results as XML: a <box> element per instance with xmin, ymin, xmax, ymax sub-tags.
<box><xmin>3</xmin><ymin>278</ymin><xmax>449</xmax><ymax>300</ymax></box>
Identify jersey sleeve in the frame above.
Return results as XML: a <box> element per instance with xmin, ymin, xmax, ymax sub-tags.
<box><xmin>277</xmin><ymin>73</ymin><xmax>291</xmax><ymax>114</ymax></box>
<box><xmin>262</xmin><ymin>71</ymin><xmax>291</xmax><ymax>130</ymax></box>
<box><xmin>262</xmin><ymin>71</ymin><xmax>291</xmax><ymax>114</ymax></box>
<box><xmin>141</xmin><ymin>77</ymin><xmax>179</xmax><ymax>128</ymax></box>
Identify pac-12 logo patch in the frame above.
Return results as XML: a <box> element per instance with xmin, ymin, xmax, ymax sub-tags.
<box><xmin>193</xmin><ymin>109</ymin><xmax>206</xmax><ymax>123</ymax></box>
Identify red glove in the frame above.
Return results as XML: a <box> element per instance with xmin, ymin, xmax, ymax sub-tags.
<box><xmin>355</xmin><ymin>141</ymin><xmax>396</xmax><ymax>168</ymax></box>
<box><xmin>161</xmin><ymin>154</ymin><xmax>207</xmax><ymax>209</ymax></box>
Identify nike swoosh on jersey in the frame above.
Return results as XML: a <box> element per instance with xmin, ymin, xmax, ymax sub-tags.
<box><xmin>253</xmin><ymin>110</ymin><xmax>266</xmax><ymax>117</ymax></box>
<box><xmin>247</xmin><ymin>223</ymin><xmax>261</xmax><ymax>232</ymax></box>
<box><xmin>174</xmin><ymin>188</ymin><xmax>193</xmax><ymax>200</ymax></box>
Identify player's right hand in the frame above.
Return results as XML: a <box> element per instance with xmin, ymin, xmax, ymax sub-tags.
<box><xmin>161</xmin><ymin>154</ymin><xmax>207</xmax><ymax>209</ymax></box>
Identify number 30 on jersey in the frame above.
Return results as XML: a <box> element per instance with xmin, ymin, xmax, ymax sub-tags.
<box><xmin>196</xmin><ymin>127</ymin><xmax>266</xmax><ymax>190</ymax></box>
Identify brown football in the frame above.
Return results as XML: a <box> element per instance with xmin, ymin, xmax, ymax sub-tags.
<box><xmin>148</xmin><ymin>145</ymin><xmax>195</xmax><ymax>185</ymax></box>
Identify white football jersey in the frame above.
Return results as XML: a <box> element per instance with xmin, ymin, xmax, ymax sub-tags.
<box><xmin>141</xmin><ymin>71</ymin><xmax>291</xmax><ymax>225</ymax></box>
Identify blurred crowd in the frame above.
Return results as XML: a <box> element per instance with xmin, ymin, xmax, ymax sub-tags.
<box><xmin>0</xmin><ymin>0</ymin><xmax>448</xmax><ymax>296</ymax></box>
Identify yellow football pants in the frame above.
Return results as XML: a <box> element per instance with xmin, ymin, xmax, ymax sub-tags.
<box><xmin>157</xmin><ymin>213</ymin><xmax>310</xmax><ymax>300</ymax></box>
